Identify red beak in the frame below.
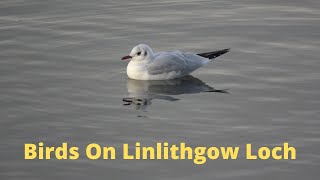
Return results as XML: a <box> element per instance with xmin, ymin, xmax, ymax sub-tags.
<box><xmin>121</xmin><ymin>55</ymin><xmax>132</xmax><ymax>60</ymax></box>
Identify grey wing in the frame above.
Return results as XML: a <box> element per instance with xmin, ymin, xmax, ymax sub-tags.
<box><xmin>146</xmin><ymin>54</ymin><xmax>189</xmax><ymax>75</ymax></box>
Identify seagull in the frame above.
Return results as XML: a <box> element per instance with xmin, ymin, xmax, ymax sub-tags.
<box><xmin>121</xmin><ymin>44</ymin><xmax>230</xmax><ymax>80</ymax></box>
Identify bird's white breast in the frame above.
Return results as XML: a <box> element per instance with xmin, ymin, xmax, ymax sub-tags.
<box><xmin>127</xmin><ymin>61</ymin><xmax>149</xmax><ymax>80</ymax></box>
<box><xmin>127</xmin><ymin>61</ymin><xmax>184</xmax><ymax>80</ymax></box>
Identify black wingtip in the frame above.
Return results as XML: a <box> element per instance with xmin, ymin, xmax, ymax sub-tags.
<box><xmin>197</xmin><ymin>48</ymin><xmax>230</xmax><ymax>59</ymax></box>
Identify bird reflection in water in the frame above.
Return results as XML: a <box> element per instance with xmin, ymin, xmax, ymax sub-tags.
<box><xmin>123</xmin><ymin>75</ymin><xmax>228</xmax><ymax>112</ymax></box>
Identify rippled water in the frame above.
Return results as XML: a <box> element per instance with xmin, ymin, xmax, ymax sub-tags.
<box><xmin>1</xmin><ymin>0</ymin><xmax>320</xmax><ymax>179</ymax></box>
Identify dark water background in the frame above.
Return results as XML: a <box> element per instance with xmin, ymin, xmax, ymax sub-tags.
<box><xmin>1</xmin><ymin>0</ymin><xmax>320</xmax><ymax>179</ymax></box>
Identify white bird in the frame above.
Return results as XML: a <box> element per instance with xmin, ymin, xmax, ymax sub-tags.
<box><xmin>121</xmin><ymin>44</ymin><xmax>229</xmax><ymax>80</ymax></box>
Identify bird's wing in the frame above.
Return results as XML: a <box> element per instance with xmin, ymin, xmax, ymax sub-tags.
<box><xmin>197</xmin><ymin>48</ymin><xmax>230</xmax><ymax>59</ymax></box>
<box><xmin>146</xmin><ymin>53</ymin><xmax>189</xmax><ymax>75</ymax></box>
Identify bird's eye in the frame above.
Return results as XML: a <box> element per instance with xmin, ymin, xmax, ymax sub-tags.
<box><xmin>137</xmin><ymin>52</ymin><xmax>141</xmax><ymax>56</ymax></box>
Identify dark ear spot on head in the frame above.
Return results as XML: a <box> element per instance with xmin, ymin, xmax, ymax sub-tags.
<box><xmin>145</xmin><ymin>51</ymin><xmax>147</xmax><ymax>56</ymax></box>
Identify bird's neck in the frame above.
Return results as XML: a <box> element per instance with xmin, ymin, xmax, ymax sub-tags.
<box><xmin>128</xmin><ymin>60</ymin><xmax>147</xmax><ymax>69</ymax></box>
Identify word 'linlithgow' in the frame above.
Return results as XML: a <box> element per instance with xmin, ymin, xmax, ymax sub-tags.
<box><xmin>24</xmin><ymin>142</ymin><xmax>296</xmax><ymax>164</ymax></box>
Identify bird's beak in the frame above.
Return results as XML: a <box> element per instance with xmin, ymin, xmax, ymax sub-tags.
<box><xmin>121</xmin><ymin>55</ymin><xmax>132</xmax><ymax>60</ymax></box>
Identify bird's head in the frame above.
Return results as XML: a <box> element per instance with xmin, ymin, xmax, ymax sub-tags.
<box><xmin>121</xmin><ymin>44</ymin><xmax>154</xmax><ymax>62</ymax></box>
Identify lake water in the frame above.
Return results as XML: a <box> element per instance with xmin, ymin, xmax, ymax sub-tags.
<box><xmin>1</xmin><ymin>0</ymin><xmax>320</xmax><ymax>179</ymax></box>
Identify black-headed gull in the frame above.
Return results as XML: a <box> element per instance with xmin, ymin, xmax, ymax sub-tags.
<box><xmin>121</xmin><ymin>44</ymin><xmax>230</xmax><ymax>80</ymax></box>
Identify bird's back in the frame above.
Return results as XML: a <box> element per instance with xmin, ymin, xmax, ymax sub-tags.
<box><xmin>145</xmin><ymin>51</ymin><xmax>209</xmax><ymax>80</ymax></box>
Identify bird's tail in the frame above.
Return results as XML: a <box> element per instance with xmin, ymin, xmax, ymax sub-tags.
<box><xmin>197</xmin><ymin>48</ymin><xmax>230</xmax><ymax>59</ymax></box>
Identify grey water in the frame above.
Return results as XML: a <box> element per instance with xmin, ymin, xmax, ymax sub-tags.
<box><xmin>1</xmin><ymin>0</ymin><xmax>320</xmax><ymax>179</ymax></box>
